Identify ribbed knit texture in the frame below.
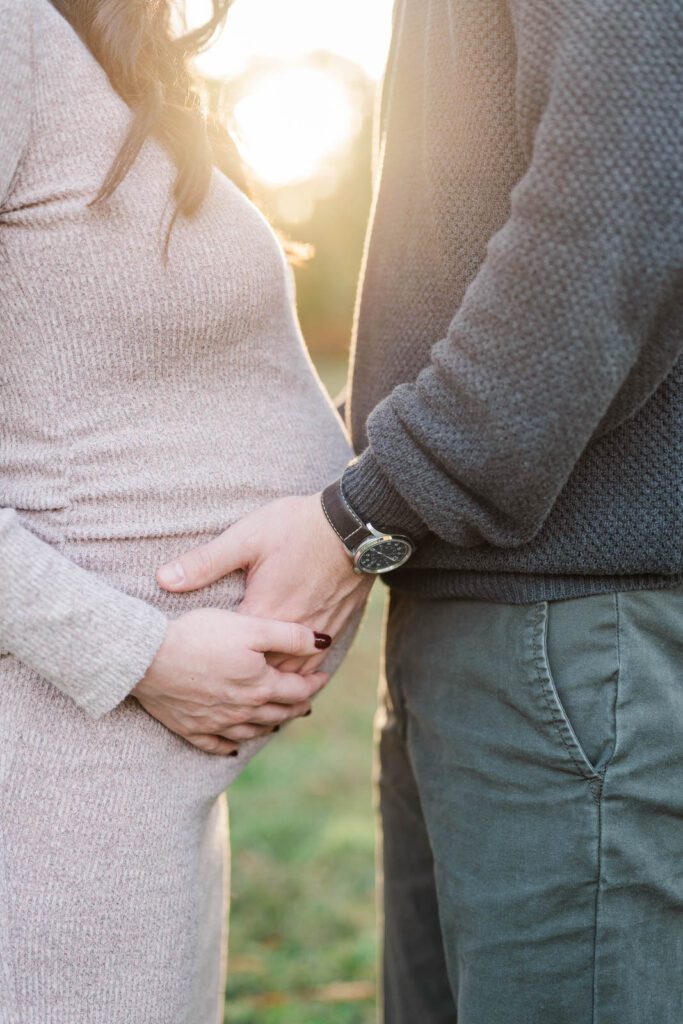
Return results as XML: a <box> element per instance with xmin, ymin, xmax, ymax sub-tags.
<box><xmin>0</xmin><ymin>2</ymin><xmax>353</xmax><ymax>1020</ymax></box>
<box><xmin>343</xmin><ymin>0</ymin><xmax>683</xmax><ymax>603</ymax></box>
<box><xmin>0</xmin><ymin>510</ymin><xmax>169</xmax><ymax>718</ymax></box>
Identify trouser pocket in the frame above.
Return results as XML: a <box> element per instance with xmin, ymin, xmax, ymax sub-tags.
<box><xmin>528</xmin><ymin>593</ymin><xmax>620</xmax><ymax>778</ymax></box>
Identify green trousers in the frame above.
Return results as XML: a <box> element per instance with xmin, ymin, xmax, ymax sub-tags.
<box><xmin>378</xmin><ymin>586</ymin><xmax>683</xmax><ymax>1023</ymax></box>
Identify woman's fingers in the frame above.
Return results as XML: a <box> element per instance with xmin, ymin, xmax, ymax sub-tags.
<box><xmin>156</xmin><ymin>522</ymin><xmax>250</xmax><ymax>592</ymax></box>
<box><xmin>219</xmin><ymin>722</ymin><xmax>276</xmax><ymax>741</ymax></box>
<box><xmin>173</xmin><ymin>670</ymin><xmax>325</xmax><ymax>740</ymax></box>
<box><xmin>247</xmin><ymin>617</ymin><xmax>332</xmax><ymax>658</ymax></box>
<box><xmin>243</xmin><ymin>700</ymin><xmax>312</xmax><ymax>727</ymax></box>
<box><xmin>261</xmin><ymin>668</ymin><xmax>329</xmax><ymax>704</ymax></box>
<box><xmin>188</xmin><ymin>734</ymin><xmax>239</xmax><ymax>756</ymax></box>
<box><xmin>219</xmin><ymin>700</ymin><xmax>312</xmax><ymax>740</ymax></box>
<box><xmin>268</xmin><ymin>650</ymin><xmax>327</xmax><ymax>674</ymax></box>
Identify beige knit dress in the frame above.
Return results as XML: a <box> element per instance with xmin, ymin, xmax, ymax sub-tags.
<box><xmin>0</xmin><ymin>2</ymin><xmax>355</xmax><ymax>1021</ymax></box>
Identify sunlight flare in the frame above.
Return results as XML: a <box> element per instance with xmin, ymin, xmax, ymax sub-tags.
<box><xmin>190</xmin><ymin>0</ymin><xmax>394</xmax><ymax>80</ymax></box>
<box><xmin>188</xmin><ymin>0</ymin><xmax>393</xmax><ymax>186</ymax></box>
<box><xmin>232</xmin><ymin>67</ymin><xmax>359</xmax><ymax>187</ymax></box>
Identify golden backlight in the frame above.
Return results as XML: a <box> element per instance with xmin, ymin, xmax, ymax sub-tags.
<box><xmin>233</xmin><ymin>68</ymin><xmax>358</xmax><ymax>188</ymax></box>
<box><xmin>189</xmin><ymin>0</ymin><xmax>394</xmax><ymax>187</ymax></box>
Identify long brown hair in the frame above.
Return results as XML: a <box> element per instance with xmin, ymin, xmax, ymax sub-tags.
<box><xmin>53</xmin><ymin>0</ymin><xmax>247</xmax><ymax>235</ymax></box>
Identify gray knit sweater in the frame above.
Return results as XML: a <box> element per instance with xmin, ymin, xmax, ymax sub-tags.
<box><xmin>342</xmin><ymin>0</ymin><xmax>683</xmax><ymax>602</ymax></box>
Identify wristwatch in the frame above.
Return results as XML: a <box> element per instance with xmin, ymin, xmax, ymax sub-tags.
<box><xmin>321</xmin><ymin>479</ymin><xmax>415</xmax><ymax>575</ymax></box>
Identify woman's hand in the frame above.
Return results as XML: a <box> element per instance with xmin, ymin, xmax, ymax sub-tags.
<box><xmin>131</xmin><ymin>608</ymin><xmax>330</xmax><ymax>755</ymax></box>
<box><xmin>157</xmin><ymin>494</ymin><xmax>373</xmax><ymax>676</ymax></box>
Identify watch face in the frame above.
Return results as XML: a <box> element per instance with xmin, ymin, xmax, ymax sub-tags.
<box><xmin>355</xmin><ymin>537</ymin><xmax>413</xmax><ymax>574</ymax></box>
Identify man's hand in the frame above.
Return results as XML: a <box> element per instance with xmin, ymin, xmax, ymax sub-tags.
<box><xmin>157</xmin><ymin>494</ymin><xmax>373</xmax><ymax>674</ymax></box>
<box><xmin>132</xmin><ymin>608</ymin><xmax>330</xmax><ymax>754</ymax></box>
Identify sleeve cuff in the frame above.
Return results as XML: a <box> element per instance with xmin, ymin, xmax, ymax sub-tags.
<box><xmin>0</xmin><ymin>509</ymin><xmax>169</xmax><ymax>719</ymax></box>
<box><xmin>74</xmin><ymin>606</ymin><xmax>168</xmax><ymax>720</ymax></box>
<box><xmin>341</xmin><ymin>450</ymin><xmax>431</xmax><ymax>543</ymax></box>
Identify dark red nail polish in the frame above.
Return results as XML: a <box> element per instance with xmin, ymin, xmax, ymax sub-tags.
<box><xmin>314</xmin><ymin>632</ymin><xmax>332</xmax><ymax>650</ymax></box>
<box><xmin>304</xmin><ymin>709</ymin><xmax>312</xmax><ymax>717</ymax></box>
<box><xmin>229</xmin><ymin>751</ymin><xmax>239</xmax><ymax>757</ymax></box>
<box><xmin>272</xmin><ymin>725</ymin><xmax>281</xmax><ymax>733</ymax></box>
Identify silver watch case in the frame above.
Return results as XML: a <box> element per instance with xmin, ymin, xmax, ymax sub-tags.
<box><xmin>351</xmin><ymin>523</ymin><xmax>415</xmax><ymax>575</ymax></box>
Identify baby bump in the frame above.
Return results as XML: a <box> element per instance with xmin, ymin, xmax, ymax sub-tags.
<box><xmin>2</xmin><ymin>543</ymin><xmax>359</xmax><ymax>807</ymax></box>
<box><xmin>0</xmin><ymin>653</ymin><xmax>273</xmax><ymax>805</ymax></box>
<box><xmin>1</xmin><ymin>603</ymin><xmax>357</xmax><ymax>806</ymax></box>
<box><xmin>5</xmin><ymin>373</ymin><xmax>356</xmax><ymax>797</ymax></box>
<box><xmin>59</xmin><ymin>371</ymin><xmax>353</xmax><ymax>565</ymax></box>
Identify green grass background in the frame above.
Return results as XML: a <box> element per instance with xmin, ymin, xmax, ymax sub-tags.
<box><xmin>224</xmin><ymin>357</ymin><xmax>383</xmax><ymax>1024</ymax></box>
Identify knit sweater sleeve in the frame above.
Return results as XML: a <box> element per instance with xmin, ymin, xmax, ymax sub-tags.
<box><xmin>0</xmin><ymin>0</ymin><xmax>32</xmax><ymax>203</ymax></box>
<box><xmin>1</xmin><ymin>4</ymin><xmax>167</xmax><ymax>718</ymax></box>
<box><xmin>0</xmin><ymin>512</ymin><xmax>168</xmax><ymax>718</ymax></box>
<box><xmin>342</xmin><ymin>0</ymin><xmax>683</xmax><ymax>548</ymax></box>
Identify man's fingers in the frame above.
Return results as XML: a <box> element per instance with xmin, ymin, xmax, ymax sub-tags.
<box><xmin>248</xmin><ymin>617</ymin><xmax>332</xmax><ymax>657</ymax></box>
<box><xmin>188</xmin><ymin>734</ymin><xmax>239</xmax><ymax>756</ymax></box>
<box><xmin>157</xmin><ymin>524</ymin><xmax>250</xmax><ymax>592</ymax></box>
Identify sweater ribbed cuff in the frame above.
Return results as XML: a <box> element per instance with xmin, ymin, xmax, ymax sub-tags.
<box><xmin>341</xmin><ymin>449</ymin><xmax>430</xmax><ymax>543</ymax></box>
<box><xmin>0</xmin><ymin>509</ymin><xmax>169</xmax><ymax>719</ymax></box>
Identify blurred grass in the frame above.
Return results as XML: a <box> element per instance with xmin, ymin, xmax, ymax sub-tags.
<box><xmin>224</xmin><ymin>357</ymin><xmax>383</xmax><ymax>1024</ymax></box>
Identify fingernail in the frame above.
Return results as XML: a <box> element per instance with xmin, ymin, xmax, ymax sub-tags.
<box><xmin>314</xmin><ymin>632</ymin><xmax>332</xmax><ymax>650</ymax></box>
<box><xmin>229</xmin><ymin>750</ymin><xmax>239</xmax><ymax>758</ymax></box>
<box><xmin>272</xmin><ymin>725</ymin><xmax>280</xmax><ymax>733</ymax></box>
<box><xmin>158</xmin><ymin>561</ymin><xmax>185</xmax><ymax>586</ymax></box>
<box><xmin>304</xmin><ymin>709</ymin><xmax>312</xmax><ymax>717</ymax></box>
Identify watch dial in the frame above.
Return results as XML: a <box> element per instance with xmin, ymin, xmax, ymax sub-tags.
<box><xmin>357</xmin><ymin>539</ymin><xmax>412</xmax><ymax>573</ymax></box>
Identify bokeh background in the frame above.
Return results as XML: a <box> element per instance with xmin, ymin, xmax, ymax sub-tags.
<box><xmin>188</xmin><ymin>2</ymin><xmax>395</xmax><ymax>1020</ymax></box>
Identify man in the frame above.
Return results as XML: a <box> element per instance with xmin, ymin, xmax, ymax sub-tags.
<box><xmin>158</xmin><ymin>0</ymin><xmax>683</xmax><ymax>1020</ymax></box>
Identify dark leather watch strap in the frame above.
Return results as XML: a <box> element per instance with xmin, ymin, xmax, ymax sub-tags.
<box><xmin>321</xmin><ymin>479</ymin><xmax>372</xmax><ymax>552</ymax></box>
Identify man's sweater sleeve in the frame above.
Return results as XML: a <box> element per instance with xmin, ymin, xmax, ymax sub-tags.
<box><xmin>342</xmin><ymin>0</ymin><xmax>683</xmax><ymax>548</ymax></box>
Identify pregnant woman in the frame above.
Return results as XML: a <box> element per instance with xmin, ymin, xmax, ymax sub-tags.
<box><xmin>0</xmin><ymin>1</ymin><xmax>361</xmax><ymax>1021</ymax></box>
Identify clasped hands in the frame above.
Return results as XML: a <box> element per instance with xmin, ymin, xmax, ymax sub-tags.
<box><xmin>132</xmin><ymin>494</ymin><xmax>373</xmax><ymax>755</ymax></box>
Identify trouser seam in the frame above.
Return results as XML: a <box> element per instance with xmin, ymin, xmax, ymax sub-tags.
<box><xmin>591</xmin><ymin>793</ymin><xmax>604</xmax><ymax>1024</ymax></box>
<box><xmin>531</xmin><ymin>603</ymin><xmax>602</xmax><ymax>799</ymax></box>
<box><xmin>591</xmin><ymin>592</ymin><xmax>621</xmax><ymax>1024</ymax></box>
